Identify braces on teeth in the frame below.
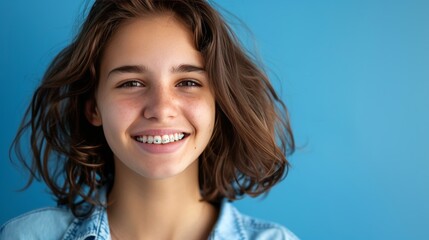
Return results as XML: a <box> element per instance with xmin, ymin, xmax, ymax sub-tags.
<box><xmin>135</xmin><ymin>133</ymin><xmax>185</xmax><ymax>144</ymax></box>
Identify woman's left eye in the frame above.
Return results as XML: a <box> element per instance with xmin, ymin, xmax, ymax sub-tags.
<box><xmin>176</xmin><ymin>80</ymin><xmax>201</xmax><ymax>87</ymax></box>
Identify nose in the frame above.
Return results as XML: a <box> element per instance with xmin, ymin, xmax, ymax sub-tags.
<box><xmin>142</xmin><ymin>84</ymin><xmax>178</xmax><ymax>121</ymax></box>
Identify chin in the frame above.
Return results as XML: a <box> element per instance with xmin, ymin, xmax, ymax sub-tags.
<box><xmin>136</xmin><ymin>158</ymin><xmax>198</xmax><ymax>180</ymax></box>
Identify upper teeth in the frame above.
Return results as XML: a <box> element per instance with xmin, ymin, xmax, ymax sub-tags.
<box><xmin>135</xmin><ymin>133</ymin><xmax>185</xmax><ymax>144</ymax></box>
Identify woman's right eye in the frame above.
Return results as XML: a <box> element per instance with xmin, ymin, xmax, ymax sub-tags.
<box><xmin>118</xmin><ymin>80</ymin><xmax>144</xmax><ymax>88</ymax></box>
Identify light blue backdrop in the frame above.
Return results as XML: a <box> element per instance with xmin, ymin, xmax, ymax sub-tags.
<box><xmin>1</xmin><ymin>1</ymin><xmax>428</xmax><ymax>239</ymax></box>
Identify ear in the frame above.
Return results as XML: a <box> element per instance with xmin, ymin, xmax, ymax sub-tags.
<box><xmin>85</xmin><ymin>99</ymin><xmax>102</xmax><ymax>126</ymax></box>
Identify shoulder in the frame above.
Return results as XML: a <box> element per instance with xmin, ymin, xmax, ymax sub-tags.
<box><xmin>212</xmin><ymin>202</ymin><xmax>299</xmax><ymax>240</ymax></box>
<box><xmin>0</xmin><ymin>207</ymin><xmax>74</xmax><ymax>240</ymax></box>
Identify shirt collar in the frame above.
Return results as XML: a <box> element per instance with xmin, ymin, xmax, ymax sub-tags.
<box><xmin>63</xmin><ymin>189</ymin><xmax>246</xmax><ymax>240</ymax></box>
<box><xmin>210</xmin><ymin>200</ymin><xmax>246</xmax><ymax>239</ymax></box>
<box><xmin>62</xmin><ymin>188</ymin><xmax>110</xmax><ymax>240</ymax></box>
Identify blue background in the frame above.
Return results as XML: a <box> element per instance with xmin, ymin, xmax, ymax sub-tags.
<box><xmin>1</xmin><ymin>1</ymin><xmax>428</xmax><ymax>239</ymax></box>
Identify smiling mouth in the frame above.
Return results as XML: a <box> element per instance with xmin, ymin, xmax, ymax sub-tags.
<box><xmin>134</xmin><ymin>133</ymin><xmax>188</xmax><ymax>144</ymax></box>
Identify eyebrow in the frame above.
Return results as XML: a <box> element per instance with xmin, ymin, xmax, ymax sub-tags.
<box><xmin>107</xmin><ymin>64</ymin><xmax>205</xmax><ymax>78</ymax></box>
<box><xmin>107</xmin><ymin>65</ymin><xmax>147</xmax><ymax>78</ymax></box>
<box><xmin>171</xmin><ymin>64</ymin><xmax>205</xmax><ymax>74</ymax></box>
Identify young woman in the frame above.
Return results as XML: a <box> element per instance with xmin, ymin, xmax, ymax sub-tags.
<box><xmin>1</xmin><ymin>0</ymin><xmax>297</xmax><ymax>239</ymax></box>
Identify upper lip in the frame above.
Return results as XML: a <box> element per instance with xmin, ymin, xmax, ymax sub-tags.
<box><xmin>131</xmin><ymin>129</ymin><xmax>190</xmax><ymax>137</ymax></box>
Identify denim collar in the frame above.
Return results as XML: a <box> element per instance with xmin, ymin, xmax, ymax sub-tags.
<box><xmin>62</xmin><ymin>206</ymin><xmax>109</xmax><ymax>240</ymax></box>
<box><xmin>61</xmin><ymin>202</ymin><xmax>245</xmax><ymax>240</ymax></box>
<box><xmin>209</xmin><ymin>201</ymin><xmax>246</xmax><ymax>239</ymax></box>
<box><xmin>62</xmin><ymin>188</ymin><xmax>110</xmax><ymax>240</ymax></box>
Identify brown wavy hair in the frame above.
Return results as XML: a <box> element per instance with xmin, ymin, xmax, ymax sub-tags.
<box><xmin>11</xmin><ymin>0</ymin><xmax>295</xmax><ymax>217</ymax></box>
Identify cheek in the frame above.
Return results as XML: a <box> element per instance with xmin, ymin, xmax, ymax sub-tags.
<box><xmin>185</xmin><ymin>97</ymin><xmax>216</xmax><ymax>133</ymax></box>
<box><xmin>99</xmin><ymin>97</ymin><xmax>141</xmax><ymax>131</ymax></box>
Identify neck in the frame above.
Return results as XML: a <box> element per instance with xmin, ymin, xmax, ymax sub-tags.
<box><xmin>107</xmin><ymin>160</ymin><xmax>218</xmax><ymax>240</ymax></box>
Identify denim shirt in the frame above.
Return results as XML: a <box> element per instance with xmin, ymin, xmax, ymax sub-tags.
<box><xmin>0</xmin><ymin>201</ymin><xmax>298</xmax><ymax>240</ymax></box>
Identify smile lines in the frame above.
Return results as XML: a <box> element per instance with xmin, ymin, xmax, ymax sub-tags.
<box><xmin>135</xmin><ymin>133</ymin><xmax>186</xmax><ymax>144</ymax></box>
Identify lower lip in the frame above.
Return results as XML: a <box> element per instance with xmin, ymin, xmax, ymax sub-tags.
<box><xmin>134</xmin><ymin>137</ymin><xmax>187</xmax><ymax>154</ymax></box>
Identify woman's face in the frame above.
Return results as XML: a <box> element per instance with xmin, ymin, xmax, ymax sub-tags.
<box><xmin>88</xmin><ymin>14</ymin><xmax>215</xmax><ymax>180</ymax></box>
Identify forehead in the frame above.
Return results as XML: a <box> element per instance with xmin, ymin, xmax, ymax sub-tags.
<box><xmin>99</xmin><ymin>14</ymin><xmax>203</xmax><ymax>73</ymax></box>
